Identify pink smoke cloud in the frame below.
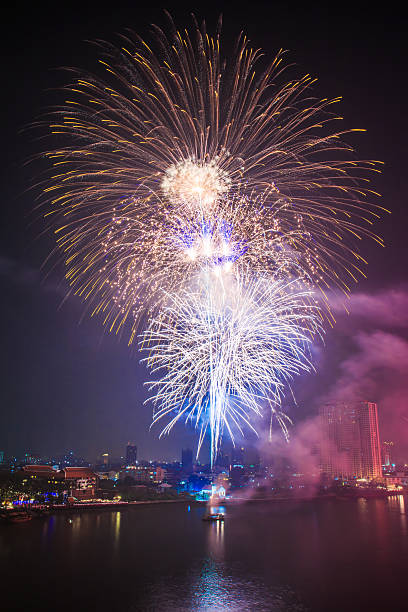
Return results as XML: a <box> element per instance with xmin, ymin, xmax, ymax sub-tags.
<box><xmin>330</xmin><ymin>286</ymin><xmax>408</xmax><ymax>328</ymax></box>
<box><xmin>264</xmin><ymin>286</ymin><xmax>408</xmax><ymax>467</ymax></box>
<box><xmin>257</xmin><ymin>416</ymin><xmax>322</xmax><ymax>491</ymax></box>
<box><xmin>321</xmin><ymin>286</ymin><xmax>408</xmax><ymax>462</ymax></box>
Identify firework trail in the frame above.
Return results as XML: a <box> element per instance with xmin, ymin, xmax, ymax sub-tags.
<box><xmin>142</xmin><ymin>273</ymin><xmax>322</xmax><ymax>462</ymax></box>
<box><xmin>38</xmin><ymin>15</ymin><xmax>384</xmax><ymax>462</ymax></box>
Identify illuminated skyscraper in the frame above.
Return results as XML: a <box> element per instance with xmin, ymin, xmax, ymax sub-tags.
<box><xmin>126</xmin><ymin>443</ymin><xmax>138</xmax><ymax>466</ymax></box>
<box><xmin>358</xmin><ymin>403</ymin><xmax>382</xmax><ymax>479</ymax></box>
<box><xmin>319</xmin><ymin>401</ymin><xmax>382</xmax><ymax>480</ymax></box>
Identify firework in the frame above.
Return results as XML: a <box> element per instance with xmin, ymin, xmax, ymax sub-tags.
<box><xmin>40</xmin><ymin>16</ymin><xmax>385</xmax><ymax>342</ymax></box>
<box><xmin>141</xmin><ymin>273</ymin><xmax>322</xmax><ymax>464</ymax></box>
<box><xmin>38</xmin><ymin>16</ymin><xmax>384</xmax><ymax>461</ymax></box>
<box><xmin>161</xmin><ymin>158</ymin><xmax>231</xmax><ymax>211</ymax></box>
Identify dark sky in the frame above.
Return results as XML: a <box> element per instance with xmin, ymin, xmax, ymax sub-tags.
<box><xmin>1</xmin><ymin>1</ymin><xmax>407</xmax><ymax>463</ymax></box>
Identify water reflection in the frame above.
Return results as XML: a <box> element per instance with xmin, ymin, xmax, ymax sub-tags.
<box><xmin>193</xmin><ymin>504</ymin><xmax>227</xmax><ymax>609</ymax></box>
<box><xmin>373</xmin><ymin>499</ymin><xmax>391</xmax><ymax>563</ymax></box>
<box><xmin>388</xmin><ymin>494</ymin><xmax>407</xmax><ymax>534</ymax></box>
<box><xmin>191</xmin><ymin>556</ymin><xmax>303</xmax><ymax>611</ymax></box>
<box><xmin>41</xmin><ymin>514</ymin><xmax>55</xmax><ymax>546</ymax></box>
<box><xmin>207</xmin><ymin>515</ymin><xmax>225</xmax><ymax>561</ymax></box>
<box><xmin>70</xmin><ymin>514</ymin><xmax>82</xmax><ymax>550</ymax></box>
<box><xmin>356</xmin><ymin>497</ymin><xmax>371</xmax><ymax>541</ymax></box>
<box><xmin>357</xmin><ymin>497</ymin><xmax>368</xmax><ymax>513</ymax></box>
<box><xmin>10</xmin><ymin>497</ymin><xmax>406</xmax><ymax>612</ymax></box>
<box><xmin>112</xmin><ymin>511</ymin><xmax>121</xmax><ymax>557</ymax></box>
<box><xmin>190</xmin><ymin>505</ymin><xmax>302</xmax><ymax>611</ymax></box>
<box><xmin>399</xmin><ymin>495</ymin><xmax>407</xmax><ymax>535</ymax></box>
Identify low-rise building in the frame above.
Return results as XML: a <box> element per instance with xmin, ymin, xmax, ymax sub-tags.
<box><xmin>21</xmin><ymin>465</ymin><xmax>60</xmax><ymax>479</ymax></box>
<box><xmin>384</xmin><ymin>472</ymin><xmax>408</xmax><ymax>490</ymax></box>
<box><xmin>154</xmin><ymin>467</ymin><xmax>166</xmax><ymax>483</ymax></box>
<box><xmin>119</xmin><ymin>465</ymin><xmax>166</xmax><ymax>484</ymax></box>
<box><xmin>62</xmin><ymin>467</ymin><xmax>98</xmax><ymax>499</ymax></box>
<box><xmin>119</xmin><ymin>465</ymin><xmax>155</xmax><ymax>484</ymax></box>
<box><xmin>158</xmin><ymin>482</ymin><xmax>173</xmax><ymax>493</ymax></box>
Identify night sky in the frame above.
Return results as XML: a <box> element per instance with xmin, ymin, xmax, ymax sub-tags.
<box><xmin>1</xmin><ymin>1</ymin><xmax>407</xmax><ymax>463</ymax></box>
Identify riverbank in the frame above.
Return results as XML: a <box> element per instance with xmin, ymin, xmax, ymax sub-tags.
<box><xmin>0</xmin><ymin>498</ymin><xmax>204</xmax><ymax>520</ymax></box>
<box><xmin>52</xmin><ymin>498</ymin><xmax>204</xmax><ymax>512</ymax></box>
<box><xmin>2</xmin><ymin>489</ymin><xmax>404</xmax><ymax>520</ymax></box>
<box><xmin>227</xmin><ymin>489</ymin><xmax>405</xmax><ymax>504</ymax></box>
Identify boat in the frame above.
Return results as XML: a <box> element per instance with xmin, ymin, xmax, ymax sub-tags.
<box><xmin>4</xmin><ymin>510</ymin><xmax>33</xmax><ymax>523</ymax></box>
<box><xmin>202</xmin><ymin>512</ymin><xmax>225</xmax><ymax>522</ymax></box>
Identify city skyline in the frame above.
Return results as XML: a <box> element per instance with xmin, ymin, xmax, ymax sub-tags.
<box><xmin>2</xmin><ymin>399</ymin><xmax>405</xmax><ymax>473</ymax></box>
<box><xmin>1</xmin><ymin>388</ymin><xmax>406</xmax><ymax>464</ymax></box>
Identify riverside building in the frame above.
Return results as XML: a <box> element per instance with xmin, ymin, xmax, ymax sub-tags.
<box><xmin>319</xmin><ymin>401</ymin><xmax>382</xmax><ymax>481</ymax></box>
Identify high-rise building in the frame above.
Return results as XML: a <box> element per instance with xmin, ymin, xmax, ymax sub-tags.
<box><xmin>181</xmin><ymin>448</ymin><xmax>193</xmax><ymax>473</ymax></box>
<box><xmin>230</xmin><ymin>465</ymin><xmax>245</xmax><ymax>488</ymax></box>
<box><xmin>59</xmin><ymin>450</ymin><xmax>89</xmax><ymax>468</ymax></box>
<box><xmin>381</xmin><ymin>441</ymin><xmax>394</xmax><ymax>468</ymax></box>
<box><xmin>101</xmin><ymin>453</ymin><xmax>109</xmax><ymax>467</ymax></box>
<box><xmin>231</xmin><ymin>446</ymin><xmax>245</xmax><ymax>467</ymax></box>
<box><xmin>319</xmin><ymin>401</ymin><xmax>382</xmax><ymax>480</ymax></box>
<box><xmin>22</xmin><ymin>452</ymin><xmax>42</xmax><ymax>465</ymax></box>
<box><xmin>243</xmin><ymin>447</ymin><xmax>260</xmax><ymax>470</ymax></box>
<box><xmin>126</xmin><ymin>443</ymin><xmax>138</xmax><ymax>466</ymax></box>
<box><xmin>215</xmin><ymin>450</ymin><xmax>230</xmax><ymax>470</ymax></box>
<box><xmin>358</xmin><ymin>403</ymin><xmax>382</xmax><ymax>479</ymax></box>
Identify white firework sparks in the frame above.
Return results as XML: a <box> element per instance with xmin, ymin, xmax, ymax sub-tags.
<box><xmin>141</xmin><ymin>273</ymin><xmax>322</xmax><ymax>465</ymax></box>
<box><xmin>161</xmin><ymin>158</ymin><xmax>231</xmax><ymax>210</ymax></box>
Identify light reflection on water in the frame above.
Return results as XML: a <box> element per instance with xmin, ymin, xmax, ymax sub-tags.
<box><xmin>388</xmin><ymin>494</ymin><xmax>407</xmax><ymax>535</ymax></box>
<box><xmin>207</xmin><ymin>517</ymin><xmax>224</xmax><ymax>561</ymax></box>
<box><xmin>190</xmin><ymin>559</ymin><xmax>306</xmax><ymax>612</ymax></box>
<box><xmin>113</xmin><ymin>511</ymin><xmax>121</xmax><ymax>556</ymax></box>
<box><xmin>207</xmin><ymin>504</ymin><xmax>225</xmax><ymax>561</ymax></box>
<box><xmin>2</xmin><ymin>497</ymin><xmax>408</xmax><ymax>612</ymax></box>
<box><xmin>140</xmin><ymin>504</ymin><xmax>308</xmax><ymax>612</ymax></box>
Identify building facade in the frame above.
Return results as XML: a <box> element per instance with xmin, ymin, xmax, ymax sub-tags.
<box><xmin>120</xmin><ymin>466</ymin><xmax>152</xmax><ymax>483</ymax></box>
<box><xmin>21</xmin><ymin>465</ymin><xmax>61</xmax><ymax>481</ymax></box>
<box><xmin>181</xmin><ymin>448</ymin><xmax>193</xmax><ymax>473</ymax></box>
<box><xmin>100</xmin><ymin>453</ymin><xmax>109</xmax><ymax>467</ymax></box>
<box><xmin>63</xmin><ymin>467</ymin><xmax>98</xmax><ymax>499</ymax></box>
<box><xmin>319</xmin><ymin>401</ymin><xmax>382</xmax><ymax>480</ymax></box>
<box><xmin>381</xmin><ymin>441</ymin><xmax>394</xmax><ymax>468</ymax></box>
<box><xmin>126</xmin><ymin>444</ymin><xmax>138</xmax><ymax>466</ymax></box>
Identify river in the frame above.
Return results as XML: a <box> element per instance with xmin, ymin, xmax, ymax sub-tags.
<box><xmin>1</xmin><ymin>496</ymin><xmax>407</xmax><ymax>611</ymax></box>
